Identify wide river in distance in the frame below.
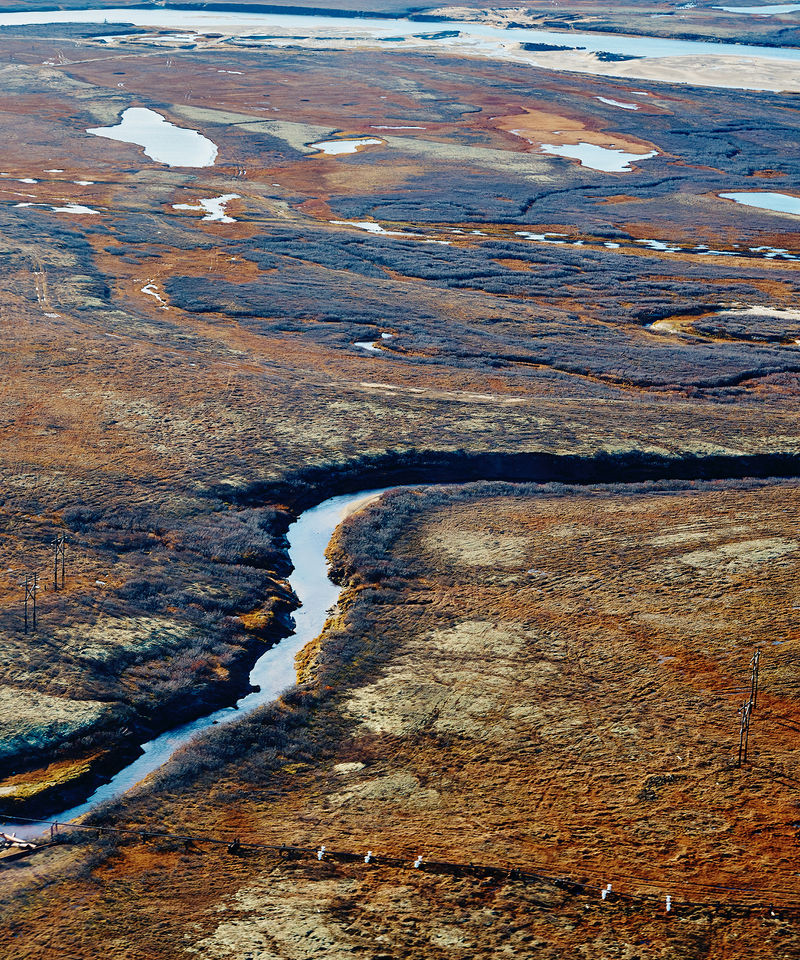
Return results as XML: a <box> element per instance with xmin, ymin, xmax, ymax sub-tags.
<box><xmin>2</xmin><ymin>6</ymin><xmax>800</xmax><ymax>66</ymax></box>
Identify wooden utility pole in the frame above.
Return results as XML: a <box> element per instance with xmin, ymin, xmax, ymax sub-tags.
<box><xmin>750</xmin><ymin>648</ymin><xmax>760</xmax><ymax>711</ymax></box>
<box><xmin>23</xmin><ymin>573</ymin><xmax>38</xmax><ymax>634</ymax></box>
<box><xmin>738</xmin><ymin>699</ymin><xmax>752</xmax><ymax>767</ymax></box>
<box><xmin>53</xmin><ymin>534</ymin><xmax>66</xmax><ymax>591</ymax></box>
<box><xmin>735</xmin><ymin>648</ymin><xmax>762</xmax><ymax>768</ymax></box>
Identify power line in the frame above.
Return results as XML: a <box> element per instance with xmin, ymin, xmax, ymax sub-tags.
<box><xmin>3</xmin><ymin>814</ymin><xmax>800</xmax><ymax>911</ymax></box>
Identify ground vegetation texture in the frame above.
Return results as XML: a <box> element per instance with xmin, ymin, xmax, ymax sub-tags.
<box><xmin>0</xmin><ymin>7</ymin><xmax>799</xmax><ymax>957</ymax></box>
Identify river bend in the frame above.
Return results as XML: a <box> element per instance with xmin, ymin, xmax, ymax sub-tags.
<box><xmin>4</xmin><ymin>487</ymin><xmax>395</xmax><ymax>838</ymax></box>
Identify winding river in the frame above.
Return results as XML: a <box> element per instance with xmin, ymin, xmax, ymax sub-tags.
<box><xmin>5</xmin><ymin>487</ymin><xmax>396</xmax><ymax>839</ymax></box>
<box><xmin>2</xmin><ymin>6</ymin><xmax>800</xmax><ymax>81</ymax></box>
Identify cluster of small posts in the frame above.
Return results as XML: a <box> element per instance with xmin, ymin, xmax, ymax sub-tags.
<box><xmin>737</xmin><ymin>649</ymin><xmax>760</xmax><ymax>767</ymax></box>
<box><xmin>19</xmin><ymin>534</ymin><xmax>66</xmax><ymax>634</ymax></box>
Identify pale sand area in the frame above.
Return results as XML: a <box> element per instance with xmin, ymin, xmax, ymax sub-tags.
<box><xmin>518</xmin><ymin>48</ymin><xmax>800</xmax><ymax>92</ymax></box>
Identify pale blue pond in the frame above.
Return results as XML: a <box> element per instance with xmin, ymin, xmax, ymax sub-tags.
<box><xmin>87</xmin><ymin>107</ymin><xmax>217</xmax><ymax>167</ymax></box>
<box><xmin>720</xmin><ymin>191</ymin><xmax>800</xmax><ymax>214</ymax></box>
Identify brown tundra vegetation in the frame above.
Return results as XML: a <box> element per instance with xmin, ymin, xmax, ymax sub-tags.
<box><xmin>0</xmin><ymin>5</ymin><xmax>799</xmax><ymax>957</ymax></box>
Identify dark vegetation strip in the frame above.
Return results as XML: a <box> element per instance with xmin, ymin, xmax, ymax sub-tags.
<box><xmin>212</xmin><ymin>449</ymin><xmax>800</xmax><ymax>510</ymax></box>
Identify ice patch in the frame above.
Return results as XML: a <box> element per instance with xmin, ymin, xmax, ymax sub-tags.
<box><xmin>355</xmin><ymin>334</ymin><xmax>393</xmax><ymax>353</ymax></box>
<box><xmin>515</xmin><ymin>231</ymin><xmax>568</xmax><ymax>244</ymax></box>
<box><xmin>332</xmin><ymin>219</ymin><xmax>421</xmax><ymax>238</ymax></box>
<box><xmin>14</xmin><ymin>201</ymin><xmax>100</xmax><ymax>214</ymax></box>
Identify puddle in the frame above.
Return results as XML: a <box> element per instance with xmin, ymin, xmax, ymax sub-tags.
<box><xmin>14</xmin><ymin>201</ymin><xmax>100</xmax><ymax>214</ymax></box>
<box><xmin>51</xmin><ymin>203</ymin><xmax>100</xmax><ymax>214</ymax></box>
<box><xmin>720</xmin><ymin>191</ymin><xmax>800</xmax><ymax>215</ymax></box>
<box><xmin>172</xmin><ymin>193</ymin><xmax>240</xmax><ymax>222</ymax></box>
<box><xmin>309</xmin><ymin>138</ymin><xmax>383</xmax><ymax>155</ymax></box>
<box><xmin>44</xmin><ymin>168</ymin><xmax>64</xmax><ymax>173</ymax></box>
<box><xmin>371</xmin><ymin>124</ymin><xmax>426</xmax><ymax>129</ymax></box>
<box><xmin>141</xmin><ymin>281</ymin><xmax>168</xmax><ymax>308</ymax></box>
<box><xmin>332</xmin><ymin>219</ymin><xmax>420</xmax><ymax>238</ymax></box>
<box><xmin>539</xmin><ymin>142</ymin><xmax>658</xmax><ymax>172</ymax></box>
<box><xmin>87</xmin><ymin>107</ymin><xmax>217</xmax><ymax>168</ymax></box>
<box><xmin>595</xmin><ymin>96</ymin><xmax>639</xmax><ymax>110</ymax></box>
<box><xmin>355</xmin><ymin>333</ymin><xmax>394</xmax><ymax>353</ymax></box>
<box><xmin>515</xmin><ymin>230</ymin><xmax>569</xmax><ymax>244</ymax></box>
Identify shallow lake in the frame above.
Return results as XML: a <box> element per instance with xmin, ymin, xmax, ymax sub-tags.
<box><xmin>87</xmin><ymin>107</ymin><xmax>217</xmax><ymax>167</ymax></box>
<box><xmin>720</xmin><ymin>191</ymin><xmax>800</xmax><ymax>214</ymax></box>
<box><xmin>539</xmin><ymin>142</ymin><xmax>658</xmax><ymax>172</ymax></box>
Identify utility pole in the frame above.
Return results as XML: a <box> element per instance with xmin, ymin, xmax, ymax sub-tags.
<box><xmin>53</xmin><ymin>534</ymin><xmax>66</xmax><ymax>591</ymax></box>
<box><xmin>23</xmin><ymin>573</ymin><xmax>38</xmax><ymax>634</ymax></box>
<box><xmin>750</xmin><ymin>648</ymin><xmax>760</xmax><ymax>711</ymax></box>
<box><xmin>738</xmin><ymin>699</ymin><xmax>752</xmax><ymax>767</ymax></box>
<box><xmin>735</xmin><ymin>648</ymin><xmax>762</xmax><ymax>768</ymax></box>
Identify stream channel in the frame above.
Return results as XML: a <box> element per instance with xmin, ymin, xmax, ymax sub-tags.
<box><xmin>6</xmin><ymin>487</ymin><xmax>398</xmax><ymax>839</ymax></box>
